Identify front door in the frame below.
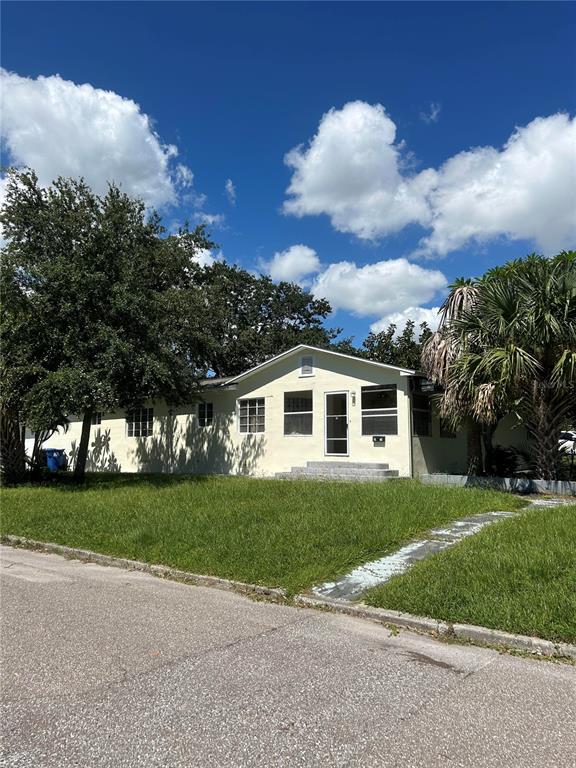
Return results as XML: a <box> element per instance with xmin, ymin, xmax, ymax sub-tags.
<box><xmin>325</xmin><ymin>392</ymin><xmax>348</xmax><ymax>455</ymax></box>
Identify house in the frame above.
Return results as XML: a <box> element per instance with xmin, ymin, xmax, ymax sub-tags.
<box><xmin>31</xmin><ymin>344</ymin><xmax>474</xmax><ymax>478</ymax></box>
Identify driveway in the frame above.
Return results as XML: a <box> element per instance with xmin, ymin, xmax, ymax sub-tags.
<box><xmin>1</xmin><ymin>545</ymin><xmax>575</xmax><ymax>767</ymax></box>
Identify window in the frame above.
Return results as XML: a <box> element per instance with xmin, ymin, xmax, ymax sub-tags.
<box><xmin>126</xmin><ymin>407</ymin><xmax>154</xmax><ymax>437</ymax></box>
<box><xmin>412</xmin><ymin>393</ymin><xmax>431</xmax><ymax>437</ymax></box>
<box><xmin>440</xmin><ymin>418</ymin><xmax>456</xmax><ymax>439</ymax></box>
<box><xmin>300</xmin><ymin>355</ymin><xmax>314</xmax><ymax>377</ymax></box>
<box><xmin>239</xmin><ymin>398</ymin><xmax>265</xmax><ymax>433</ymax></box>
<box><xmin>284</xmin><ymin>391</ymin><xmax>313</xmax><ymax>435</ymax></box>
<box><xmin>91</xmin><ymin>412</ymin><xmax>102</xmax><ymax>426</ymax></box>
<box><xmin>198</xmin><ymin>402</ymin><xmax>213</xmax><ymax>427</ymax></box>
<box><xmin>361</xmin><ymin>385</ymin><xmax>398</xmax><ymax>435</ymax></box>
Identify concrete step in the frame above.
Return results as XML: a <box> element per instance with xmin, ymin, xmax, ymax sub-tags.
<box><xmin>291</xmin><ymin>466</ymin><xmax>396</xmax><ymax>477</ymax></box>
<box><xmin>275</xmin><ymin>472</ymin><xmax>400</xmax><ymax>482</ymax></box>
<box><xmin>306</xmin><ymin>461</ymin><xmax>390</xmax><ymax>470</ymax></box>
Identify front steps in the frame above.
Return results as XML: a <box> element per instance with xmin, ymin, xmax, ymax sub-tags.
<box><xmin>276</xmin><ymin>461</ymin><xmax>400</xmax><ymax>482</ymax></box>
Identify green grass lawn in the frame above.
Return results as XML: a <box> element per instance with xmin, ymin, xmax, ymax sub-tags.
<box><xmin>0</xmin><ymin>474</ymin><xmax>523</xmax><ymax>595</ymax></box>
<box><xmin>366</xmin><ymin>504</ymin><xmax>576</xmax><ymax>644</ymax></box>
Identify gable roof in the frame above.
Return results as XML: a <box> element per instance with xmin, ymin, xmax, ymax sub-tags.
<box><xmin>223</xmin><ymin>344</ymin><xmax>416</xmax><ymax>386</ymax></box>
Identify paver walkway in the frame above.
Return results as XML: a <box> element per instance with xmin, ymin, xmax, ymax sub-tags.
<box><xmin>313</xmin><ymin>496</ymin><xmax>571</xmax><ymax>602</ymax></box>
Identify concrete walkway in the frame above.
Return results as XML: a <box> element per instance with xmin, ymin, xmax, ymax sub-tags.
<box><xmin>313</xmin><ymin>510</ymin><xmax>516</xmax><ymax>601</ymax></box>
<box><xmin>313</xmin><ymin>496</ymin><xmax>571</xmax><ymax>602</ymax></box>
<box><xmin>2</xmin><ymin>544</ymin><xmax>575</xmax><ymax>768</ymax></box>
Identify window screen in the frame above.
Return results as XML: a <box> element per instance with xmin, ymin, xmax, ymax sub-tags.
<box><xmin>284</xmin><ymin>391</ymin><xmax>313</xmax><ymax>435</ymax></box>
<box><xmin>361</xmin><ymin>385</ymin><xmax>398</xmax><ymax>436</ymax></box>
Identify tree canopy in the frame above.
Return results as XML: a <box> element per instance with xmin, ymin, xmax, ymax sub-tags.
<box><xmin>178</xmin><ymin>261</ymin><xmax>338</xmax><ymax>378</ymax></box>
<box><xmin>0</xmin><ymin>169</ymin><xmax>340</xmax><ymax>480</ymax></box>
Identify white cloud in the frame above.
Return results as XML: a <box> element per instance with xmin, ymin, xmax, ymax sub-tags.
<box><xmin>416</xmin><ymin>114</ymin><xmax>576</xmax><ymax>256</ymax></box>
<box><xmin>264</xmin><ymin>244</ymin><xmax>321</xmax><ymax>284</ymax></box>
<box><xmin>0</xmin><ymin>69</ymin><xmax>192</xmax><ymax>210</ymax></box>
<box><xmin>175</xmin><ymin>164</ymin><xmax>194</xmax><ymax>189</ymax></box>
<box><xmin>193</xmin><ymin>248</ymin><xmax>218</xmax><ymax>268</ymax></box>
<box><xmin>194</xmin><ymin>211</ymin><xmax>225</xmax><ymax>227</ymax></box>
<box><xmin>312</xmin><ymin>258</ymin><xmax>447</xmax><ymax>317</ymax></box>
<box><xmin>283</xmin><ymin>101</ymin><xmax>432</xmax><ymax>240</ymax></box>
<box><xmin>370</xmin><ymin>306</ymin><xmax>441</xmax><ymax>335</ymax></box>
<box><xmin>225</xmin><ymin>178</ymin><xmax>236</xmax><ymax>205</ymax></box>
<box><xmin>284</xmin><ymin>102</ymin><xmax>576</xmax><ymax>256</ymax></box>
<box><xmin>419</xmin><ymin>102</ymin><xmax>441</xmax><ymax>124</ymax></box>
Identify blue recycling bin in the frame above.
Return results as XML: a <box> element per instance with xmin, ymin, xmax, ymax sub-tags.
<box><xmin>43</xmin><ymin>449</ymin><xmax>67</xmax><ymax>473</ymax></box>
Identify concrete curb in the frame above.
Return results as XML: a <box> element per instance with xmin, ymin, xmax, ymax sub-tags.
<box><xmin>1</xmin><ymin>535</ymin><xmax>287</xmax><ymax>602</ymax></box>
<box><xmin>3</xmin><ymin>535</ymin><xmax>575</xmax><ymax>660</ymax></box>
<box><xmin>294</xmin><ymin>594</ymin><xmax>576</xmax><ymax>660</ymax></box>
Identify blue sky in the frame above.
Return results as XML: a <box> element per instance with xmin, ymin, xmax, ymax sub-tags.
<box><xmin>2</xmin><ymin>1</ymin><xmax>575</xmax><ymax>343</ymax></box>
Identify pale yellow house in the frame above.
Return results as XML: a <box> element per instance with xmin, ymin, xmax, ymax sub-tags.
<box><xmin>32</xmin><ymin>345</ymin><xmax>470</xmax><ymax>478</ymax></box>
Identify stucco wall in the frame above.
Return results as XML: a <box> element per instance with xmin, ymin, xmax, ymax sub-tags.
<box><xmin>33</xmin><ymin>349</ymin><xmax>415</xmax><ymax>477</ymax></box>
<box><xmin>411</xmin><ymin>409</ymin><xmax>468</xmax><ymax>475</ymax></box>
<box><xmin>493</xmin><ymin>413</ymin><xmax>529</xmax><ymax>451</ymax></box>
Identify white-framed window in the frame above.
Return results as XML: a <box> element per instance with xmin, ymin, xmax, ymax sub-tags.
<box><xmin>91</xmin><ymin>412</ymin><xmax>102</xmax><ymax>426</ymax></box>
<box><xmin>361</xmin><ymin>385</ymin><xmax>398</xmax><ymax>435</ymax></box>
<box><xmin>300</xmin><ymin>355</ymin><xmax>314</xmax><ymax>377</ymax></box>
<box><xmin>412</xmin><ymin>393</ymin><xmax>432</xmax><ymax>437</ymax></box>
<box><xmin>126</xmin><ymin>407</ymin><xmax>154</xmax><ymax>438</ymax></box>
<box><xmin>239</xmin><ymin>398</ymin><xmax>265</xmax><ymax>433</ymax></box>
<box><xmin>198</xmin><ymin>402</ymin><xmax>213</xmax><ymax>427</ymax></box>
<box><xmin>284</xmin><ymin>391</ymin><xmax>313</xmax><ymax>435</ymax></box>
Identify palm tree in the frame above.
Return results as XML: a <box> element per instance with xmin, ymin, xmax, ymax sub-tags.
<box><xmin>423</xmin><ymin>252</ymin><xmax>576</xmax><ymax>480</ymax></box>
<box><xmin>422</xmin><ymin>278</ymin><xmax>486</xmax><ymax>474</ymax></box>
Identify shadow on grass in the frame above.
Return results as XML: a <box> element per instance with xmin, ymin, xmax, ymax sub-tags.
<box><xmin>17</xmin><ymin>471</ymin><xmax>214</xmax><ymax>493</ymax></box>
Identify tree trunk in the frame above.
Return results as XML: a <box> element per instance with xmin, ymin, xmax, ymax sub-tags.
<box><xmin>466</xmin><ymin>417</ymin><xmax>483</xmax><ymax>476</ymax></box>
<box><xmin>73</xmin><ymin>410</ymin><xmax>93</xmax><ymax>482</ymax></box>
<box><xmin>525</xmin><ymin>383</ymin><xmax>567</xmax><ymax>481</ymax></box>
<box><xmin>0</xmin><ymin>408</ymin><xmax>27</xmax><ymax>485</ymax></box>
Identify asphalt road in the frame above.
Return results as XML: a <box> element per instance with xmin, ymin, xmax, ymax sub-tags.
<box><xmin>1</xmin><ymin>545</ymin><xmax>575</xmax><ymax>768</ymax></box>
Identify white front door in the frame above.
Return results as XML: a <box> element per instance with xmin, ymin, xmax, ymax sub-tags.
<box><xmin>325</xmin><ymin>392</ymin><xmax>348</xmax><ymax>456</ymax></box>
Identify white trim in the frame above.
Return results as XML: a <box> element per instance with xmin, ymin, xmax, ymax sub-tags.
<box><xmin>324</xmin><ymin>390</ymin><xmax>349</xmax><ymax>457</ymax></box>
<box><xmin>225</xmin><ymin>345</ymin><xmax>416</xmax><ymax>386</ymax></box>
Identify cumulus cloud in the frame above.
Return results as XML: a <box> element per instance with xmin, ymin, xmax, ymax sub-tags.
<box><xmin>312</xmin><ymin>258</ymin><xmax>447</xmax><ymax>317</ymax></box>
<box><xmin>225</xmin><ymin>178</ymin><xmax>236</xmax><ymax>205</ymax></box>
<box><xmin>284</xmin><ymin>101</ymin><xmax>576</xmax><ymax>256</ymax></box>
<box><xmin>264</xmin><ymin>244</ymin><xmax>321</xmax><ymax>284</ymax></box>
<box><xmin>0</xmin><ymin>69</ymin><xmax>192</xmax><ymax>210</ymax></box>
<box><xmin>416</xmin><ymin>114</ymin><xmax>576</xmax><ymax>256</ymax></box>
<box><xmin>419</xmin><ymin>102</ymin><xmax>441</xmax><ymax>124</ymax></box>
<box><xmin>284</xmin><ymin>101</ymin><xmax>432</xmax><ymax>240</ymax></box>
<box><xmin>370</xmin><ymin>306</ymin><xmax>441</xmax><ymax>335</ymax></box>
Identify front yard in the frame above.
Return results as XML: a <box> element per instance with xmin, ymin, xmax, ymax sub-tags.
<box><xmin>366</xmin><ymin>503</ymin><xmax>576</xmax><ymax>644</ymax></box>
<box><xmin>0</xmin><ymin>474</ymin><xmax>523</xmax><ymax>595</ymax></box>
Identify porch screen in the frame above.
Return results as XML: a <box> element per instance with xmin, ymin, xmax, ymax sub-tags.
<box><xmin>361</xmin><ymin>385</ymin><xmax>398</xmax><ymax>435</ymax></box>
<box><xmin>284</xmin><ymin>391</ymin><xmax>313</xmax><ymax>435</ymax></box>
<box><xmin>412</xmin><ymin>393</ymin><xmax>431</xmax><ymax>436</ymax></box>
